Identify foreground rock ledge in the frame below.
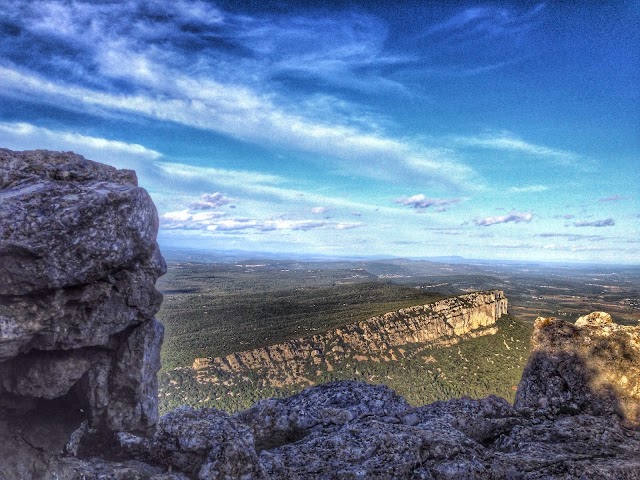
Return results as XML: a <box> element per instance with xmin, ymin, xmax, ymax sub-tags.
<box><xmin>53</xmin><ymin>317</ymin><xmax>640</xmax><ymax>480</ymax></box>
<box><xmin>1</xmin><ymin>150</ymin><xmax>639</xmax><ymax>479</ymax></box>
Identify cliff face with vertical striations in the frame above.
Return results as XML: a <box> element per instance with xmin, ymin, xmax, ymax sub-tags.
<box><xmin>192</xmin><ymin>290</ymin><xmax>507</xmax><ymax>388</ymax></box>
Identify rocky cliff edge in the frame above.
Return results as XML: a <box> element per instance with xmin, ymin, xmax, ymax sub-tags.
<box><xmin>1</xmin><ymin>149</ymin><xmax>639</xmax><ymax>480</ymax></box>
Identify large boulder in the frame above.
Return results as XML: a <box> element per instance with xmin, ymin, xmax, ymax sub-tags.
<box><xmin>0</xmin><ymin>149</ymin><xmax>166</xmax><ymax>479</ymax></box>
<box><xmin>515</xmin><ymin>315</ymin><xmax>640</xmax><ymax>426</ymax></box>
<box><xmin>0</xmin><ymin>149</ymin><xmax>159</xmax><ymax>295</ymax></box>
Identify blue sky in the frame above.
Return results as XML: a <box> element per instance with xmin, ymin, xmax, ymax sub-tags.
<box><xmin>0</xmin><ymin>0</ymin><xmax>638</xmax><ymax>263</ymax></box>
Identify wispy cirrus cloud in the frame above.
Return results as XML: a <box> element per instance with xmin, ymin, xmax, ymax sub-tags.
<box><xmin>574</xmin><ymin>218</ymin><xmax>615</xmax><ymax>227</ymax></box>
<box><xmin>426</xmin><ymin>4</ymin><xmax>545</xmax><ymax>37</ymax></box>
<box><xmin>453</xmin><ymin>131</ymin><xmax>587</xmax><ymax>167</ymax></box>
<box><xmin>508</xmin><ymin>185</ymin><xmax>549</xmax><ymax>193</ymax></box>
<box><xmin>0</xmin><ymin>1</ymin><xmax>478</xmax><ymax>190</ymax></box>
<box><xmin>0</xmin><ymin>121</ymin><xmax>161</xmax><ymax>159</ymax></box>
<box><xmin>157</xmin><ymin>162</ymin><xmax>283</xmax><ymax>188</ymax></box>
<box><xmin>537</xmin><ymin>233</ymin><xmax>607</xmax><ymax>242</ymax></box>
<box><xmin>0</xmin><ymin>64</ymin><xmax>477</xmax><ymax>188</ymax></box>
<box><xmin>408</xmin><ymin>3</ymin><xmax>545</xmax><ymax>78</ymax></box>
<box><xmin>155</xmin><ymin>162</ymin><xmax>418</xmax><ymax>218</ymax></box>
<box><xmin>473</xmin><ymin>211</ymin><xmax>533</xmax><ymax>226</ymax></box>
<box><xmin>394</xmin><ymin>194</ymin><xmax>461</xmax><ymax>210</ymax></box>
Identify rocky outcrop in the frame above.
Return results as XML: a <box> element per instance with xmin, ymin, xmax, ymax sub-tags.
<box><xmin>0</xmin><ymin>149</ymin><xmax>165</xmax><ymax>479</ymax></box>
<box><xmin>2</xmin><ymin>149</ymin><xmax>639</xmax><ymax>479</ymax></box>
<box><xmin>56</xmin><ymin>367</ymin><xmax>640</xmax><ymax>479</ymax></box>
<box><xmin>81</xmin><ymin>316</ymin><xmax>638</xmax><ymax>479</ymax></box>
<box><xmin>192</xmin><ymin>291</ymin><xmax>507</xmax><ymax>388</ymax></box>
<box><xmin>515</xmin><ymin>313</ymin><xmax>640</xmax><ymax>427</ymax></box>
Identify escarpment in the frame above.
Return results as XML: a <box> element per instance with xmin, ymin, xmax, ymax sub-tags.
<box><xmin>192</xmin><ymin>291</ymin><xmax>507</xmax><ymax>388</ymax></box>
<box><xmin>1</xmin><ymin>149</ymin><xmax>639</xmax><ymax>479</ymax></box>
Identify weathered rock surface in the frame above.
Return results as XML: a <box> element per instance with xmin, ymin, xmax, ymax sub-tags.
<box><xmin>2</xmin><ymin>149</ymin><xmax>639</xmax><ymax>479</ymax></box>
<box><xmin>0</xmin><ymin>149</ymin><xmax>165</xmax><ymax>479</ymax></box>
<box><xmin>0</xmin><ymin>149</ymin><xmax>159</xmax><ymax>295</ymax></box>
<box><xmin>39</xmin><ymin>313</ymin><xmax>640</xmax><ymax>479</ymax></box>
<box><xmin>63</xmin><ymin>377</ymin><xmax>640</xmax><ymax>479</ymax></box>
<box><xmin>515</xmin><ymin>315</ymin><xmax>640</xmax><ymax>426</ymax></box>
<box><xmin>192</xmin><ymin>290</ymin><xmax>507</xmax><ymax>388</ymax></box>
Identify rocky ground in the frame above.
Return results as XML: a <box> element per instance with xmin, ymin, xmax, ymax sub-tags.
<box><xmin>1</xmin><ymin>149</ymin><xmax>639</xmax><ymax>479</ymax></box>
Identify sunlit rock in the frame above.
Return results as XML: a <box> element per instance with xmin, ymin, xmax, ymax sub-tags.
<box><xmin>516</xmin><ymin>314</ymin><xmax>640</xmax><ymax>426</ymax></box>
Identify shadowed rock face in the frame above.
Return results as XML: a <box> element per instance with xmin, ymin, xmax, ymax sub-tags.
<box><xmin>515</xmin><ymin>314</ymin><xmax>640</xmax><ymax>427</ymax></box>
<box><xmin>0</xmin><ymin>149</ymin><xmax>166</xmax><ymax>479</ymax></box>
<box><xmin>2</xmin><ymin>149</ymin><xmax>639</xmax><ymax>479</ymax></box>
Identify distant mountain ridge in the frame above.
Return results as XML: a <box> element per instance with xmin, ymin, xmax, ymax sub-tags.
<box><xmin>192</xmin><ymin>290</ymin><xmax>507</xmax><ymax>389</ymax></box>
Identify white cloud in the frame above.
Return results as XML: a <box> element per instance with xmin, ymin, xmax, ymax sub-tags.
<box><xmin>161</xmin><ymin>209</ymin><xmax>227</xmax><ymax>229</ymax></box>
<box><xmin>311</xmin><ymin>206</ymin><xmax>331</xmax><ymax>214</ymax></box>
<box><xmin>394</xmin><ymin>194</ymin><xmax>461</xmax><ymax>209</ymax></box>
<box><xmin>474</xmin><ymin>211</ymin><xmax>533</xmax><ymax>226</ymax></box>
<box><xmin>0</xmin><ymin>121</ymin><xmax>161</xmax><ymax>159</ymax></box>
<box><xmin>190</xmin><ymin>192</ymin><xmax>232</xmax><ymax>210</ymax></box>
<box><xmin>508</xmin><ymin>185</ymin><xmax>549</xmax><ymax>193</ymax></box>
<box><xmin>161</xmin><ymin>208</ymin><xmax>362</xmax><ymax>233</ymax></box>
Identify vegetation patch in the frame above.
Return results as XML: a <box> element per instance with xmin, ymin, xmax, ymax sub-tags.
<box><xmin>159</xmin><ymin>315</ymin><xmax>532</xmax><ymax>413</ymax></box>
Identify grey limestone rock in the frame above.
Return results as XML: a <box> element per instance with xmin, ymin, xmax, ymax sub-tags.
<box><xmin>0</xmin><ymin>149</ymin><xmax>165</xmax><ymax>480</ymax></box>
<box><xmin>117</xmin><ymin>405</ymin><xmax>266</xmax><ymax>479</ymax></box>
<box><xmin>400</xmin><ymin>394</ymin><xmax>520</xmax><ymax>445</ymax></box>
<box><xmin>235</xmin><ymin>380</ymin><xmax>410</xmax><ymax>451</ymax></box>
<box><xmin>0</xmin><ymin>148</ymin><xmax>160</xmax><ymax>295</ymax></box>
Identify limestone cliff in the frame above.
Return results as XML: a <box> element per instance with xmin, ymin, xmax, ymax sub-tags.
<box><xmin>2</xmin><ymin>149</ymin><xmax>639</xmax><ymax>480</ymax></box>
<box><xmin>192</xmin><ymin>290</ymin><xmax>507</xmax><ymax>388</ymax></box>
